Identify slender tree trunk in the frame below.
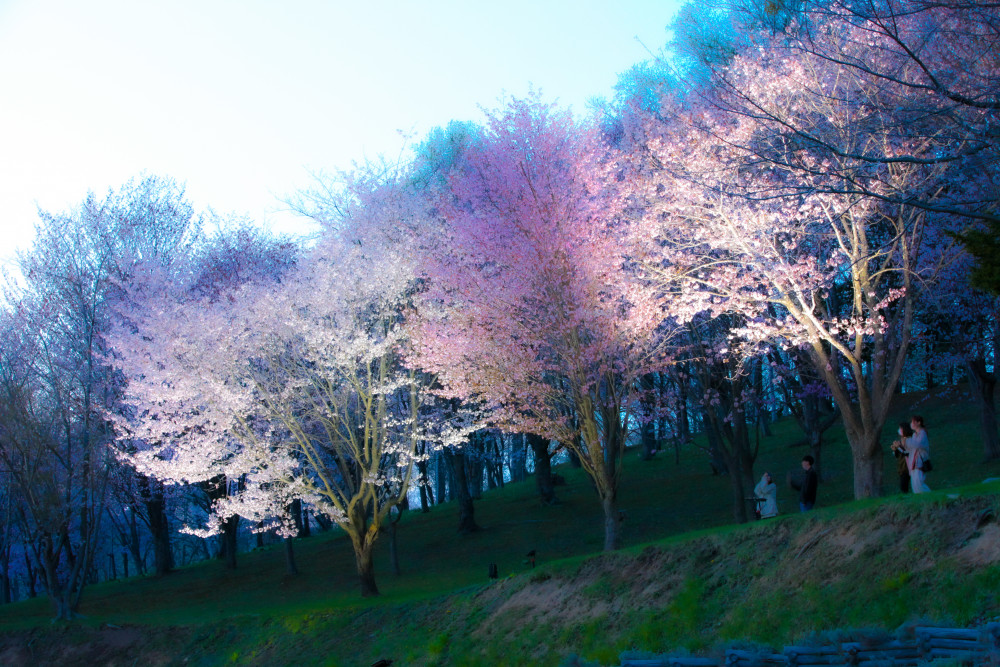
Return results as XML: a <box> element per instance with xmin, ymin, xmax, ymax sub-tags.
<box><xmin>801</xmin><ymin>394</ymin><xmax>824</xmax><ymax>476</ymax></box>
<box><xmin>445</xmin><ymin>448</ymin><xmax>479</xmax><ymax>534</ymax></box>
<box><xmin>25</xmin><ymin>555</ymin><xmax>36</xmax><ymax>598</ymax></box>
<box><xmin>968</xmin><ymin>358</ymin><xmax>1000</xmax><ymax>461</ymax></box>
<box><xmin>639</xmin><ymin>373</ymin><xmax>658</xmax><ymax>460</ymax></box>
<box><xmin>219</xmin><ymin>516</ymin><xmax>239</xmax><ymax>570</ymax></box>
<box><xmin>0</xmin><ymin>557</ymin><xmax>10</xmax><ymax>604</ymax></box>
<box><xmin>510</xmin><ymin>435</ymin><xmax>528</xmax><ymax>483</ymax></box>
<box><xmin>284</xmin><ymin>538</ymin><xmax>298</xmax><ymax>576</ymax></box>
<box><xmin>467</xmin><ymin>448</ymin><xmax>484</xmax><ymax>500</ymax></box>
<box><xmin>527</xmin><ymin>434</ymin><xmax>557</xmax><ymax>504</ymax></box>
<box><xmin>435</xmin><ymin>451</ymin><xmax>448</xmax><ymax>504</ymax></box>
<box><xmin>125</xmin><ymin>508</ymin><xmax>145</xmax><ymax>576</ymax></box>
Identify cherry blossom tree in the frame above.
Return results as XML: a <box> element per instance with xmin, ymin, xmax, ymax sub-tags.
<box><xmin>113</xmin><ymin>215</ymin><xmax>475</xmax><ymax>596</ymax></box>
<box><xmin>630</xmin><ymin>10</ymin><xmax>963</xmax><ymax>495</ymax></box>
<box><xmin>410</xmin><ymin>96</ymin><xmax>675</xmax><ymax>550</ymax></box>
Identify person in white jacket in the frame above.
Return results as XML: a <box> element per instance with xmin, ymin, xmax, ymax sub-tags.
<box><xmin>754</xmin><ymin>472</ymin><xmax>779</xmax><ymax>518</ymax></box>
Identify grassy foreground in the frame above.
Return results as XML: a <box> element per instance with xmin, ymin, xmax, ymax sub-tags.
<box><xmin>1</xmin><ymin>388</ymin><xmax>999</xmax><ymax>666</ymax></box>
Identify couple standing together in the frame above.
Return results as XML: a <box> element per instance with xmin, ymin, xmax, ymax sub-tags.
<box><xmin>891</xmin><ymin>415</ymin><xmax>932</xmax><ymax>494</ymax></box>
<box><xmin>753</xmin><ymin>454</ymin><xmax>817</xmax><ymax>519</ymax></box>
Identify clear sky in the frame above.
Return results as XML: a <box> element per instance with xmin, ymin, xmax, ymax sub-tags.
<box><xmin>0</xmin><ymin>0</ymin><xmax>680</xmax><ymax>267</ymax></box>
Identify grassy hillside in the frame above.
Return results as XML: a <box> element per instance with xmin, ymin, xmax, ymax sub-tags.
<box><xmin>1</xmin><ymin>388</ymin><xmax>998</xmax><ymax>666</ymax></box>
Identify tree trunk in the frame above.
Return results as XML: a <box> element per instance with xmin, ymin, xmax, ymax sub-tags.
<box><xmin>527</xmin><ymin>433</ymin><xmax>557</xmax><ymax>504</ymax></box>
<box><xmin>445</xmin><ymin>448</ymin><xmax>479</xmax><ymax>534</ymax></box>
<box><xmin>52</xmin><ymin>594</ymin><xmax>75</xmax><ymax>622</ymax></box>
<box><xmin>510</xmin><ymin>435</ymin><xmax>528</xmax><ymax>482</ymax></box>
<box><xmin>968</xmin><ymin>358</ymin><xmax>1000</xmax><ymax>461</ymax></box>
<box><xmin>416</xmin><ymin>446</ymin><xmax>434</xmax><ymax>511</ymax></box>
<box><xmin>639</xmin><ymin>373</ymin><xmax>658</xmax><ymax>460</ymax></box>
<box><xmin>601</xmin><ymin>495</ymin><xmax>622</xmax><ymax>551</ymax></box>
<box><xmin>435</xmin><ymin>451</ymin><xmax>448</xmax><ymax>504</ymax></box>
<box><xmin>290</xmin><ymin>499</ymin><xmax>311</xmax><ymax>538</ymax></box>
<box><xmin>0</xmin><ymin>561</ymin><xmax>10</xmax><ymax>604</ymax></box>
<box><xmin>848</xmin><ymin>430</ymin><xmax>884</xmax><ymax>499</ymax></box>
<box><xmin>467</xmin><ymin>448</ymin><xmax>484</xmax><ymax>500</ymax></box>
<box><xmin>219</xmin><ymin>515</ymin><xmax>239</xmax><ymax>570</ymax></box>
<box><xmin>353</xmin><ymin>538</ymin><xmax>379</xmax><ymax>597</ymax></box>
<box><xmin>144</xmin><ymin>481</ymin><xmax>173</xmax><ymax>576</ymax></box>
<box><xmin>127</xmin><ymin>508</ymin><xmax>145</xmax><ymax>576</ymax></box>
<box><xmin>284</xmin><ymin>538</ymin><xmax>298</xmax><ymax>576</ymax></box>
<box><xmin>24</xmin><ymin>552</ymin><xmax>37</xmax><ymax>598</ymax></box>
<box><xmin>486</xmin><ymin>432</ymin><xmax>503</xmax><ymax>490</ymax></box>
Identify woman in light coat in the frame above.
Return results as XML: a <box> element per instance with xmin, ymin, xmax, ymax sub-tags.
<box><xmin>754</xmin><ymin>472</ymin><xmax>779</xmax><ymax>518</ymax></box>
<box><xmin>907</xmin><ymin>430</ymin><xmax>931</xmax><ymax>494</ymax></box>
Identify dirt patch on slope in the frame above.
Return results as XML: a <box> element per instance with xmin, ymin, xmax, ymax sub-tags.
<box><xmin>464</xmin><ymin>494</ymin><xmax>1000</xmax><ymax>647</ymax></box>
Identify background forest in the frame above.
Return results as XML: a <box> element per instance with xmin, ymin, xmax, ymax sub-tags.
<box><xmin>0</xmin><ymin>0</ymin><xmax>997</xmax><ymax>631</ymax></box>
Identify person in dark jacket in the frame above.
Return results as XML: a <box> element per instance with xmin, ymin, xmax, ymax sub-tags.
<box><xmin>791</xmin><ymin>455</ymin><xmax>818</xmax><ymax>512</ymax></box>
<box><xmin>891</xmin><ymin>422</ymin><xmax>913</xmax><ymax>494</ymax></box>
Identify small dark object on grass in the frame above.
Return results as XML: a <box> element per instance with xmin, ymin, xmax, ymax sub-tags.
<box><xmin>525</xmin><ymin>549</ymin><xmax>536</xmax><ymax>568</ymax></box>
<box><xmin>371</xmin><ymin>660</ymin><xmax>393</xmax><ymax>667</ymax></box>
<box><xmin>488</xmin><ymin>562</ymin><xmax>498</xmax><ymax>579</ymax></box>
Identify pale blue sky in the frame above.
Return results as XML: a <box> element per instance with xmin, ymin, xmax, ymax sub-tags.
<box><xmin>0</xmin><ymin>0</ymin><xmax>680</xmax><ymax>265</ymax></box>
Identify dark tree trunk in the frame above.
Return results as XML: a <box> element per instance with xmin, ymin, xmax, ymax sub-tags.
<box><xmin>486</xmin><ymin>432</ymin><xmax>504</xmax><ymax>490</ymax></box>
<box><xmin>639</xmin><ymin>373</ymin><xmax>658</xmax><ymax>460</ymax></box>
<box><xmin>416</xmin><ymin>442</ymin><xmax>433</xmax><ymax>511</ymax></box>
<box><xmin>219</xmin><ymin>515</ymin><xmax>239</xmax><ymax>570</ymax></box>
<box><xmin>290</xmin><ymin>499</ymin><xmax>311</xmax><ymax>538</ymax></box>
<box><xmin>703</xmin><ymin>411</ymin><xmax>727</xmax><ymax>476</ymax></box>
<box><xmin>510</xmin><ymin>434</ymin><xmax>528</xmax><ymax>482</ymax></box>
<box><xmin>24</xmin><ymin>552</ymin><xmax>37</xmax><ymax>598</ymax></box>
<box><xmin>284</xmin><ymin>538</ymin><xmax>298</xmax><ymax>576</ymax></box>
<box><xmin>435</xmin><ymin>451</ymin><xmax>448</xmax><ymax>504</ymax></box>
<box><xmin>664</xmin><ymin>370</ymin><xmax>688</xmax><ymax>464</ymax></box>
<box><xmin>527</xmin><ymin>433</ymin><xmax>557</xmax><ymax>504</ymax></box>
<box><xmin>753</xmin><ymin>359</ymin><xmax>773</xmax><ymax>437</ymax></box>
<box><xmin>968</xmin><ymin>358</ymin><xmax>1000</xmax><ymax>461</ymax></box>
<box><xmin>0</xmin><ymin>558</ymin><xmax>9</xmax><ymax>604</ymax></box>
<box><xmin>142</xmin><ymin>477</ymin><xmax>173</xmax><ymax>577</ymax></box>
<box><xmin>352</xmin><ymin>533</ymin><xmax>379</xmax><ymax>597</ymax></box>
<box><xmin>467</xmin><ymin>440</ymin><xmax>484</xmax><ymax>500</ymax></box>
<box><xmin>444</xmin><ymin>448</ymin><xmax>479</xmax><ymax>534</ymax></box>
<box><xmin>312</xmin><ymin>513</ymin><xmax>333</xmax><ymax>532</ymax></box>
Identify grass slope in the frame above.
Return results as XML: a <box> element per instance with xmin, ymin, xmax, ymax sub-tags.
<box><xmin>1</xmin><ymin>388</ymin><xmax>998</xmax><ymax>666</ymax></box>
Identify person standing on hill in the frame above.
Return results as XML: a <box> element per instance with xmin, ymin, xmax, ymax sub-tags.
<box><xmin>754</xmin><ymin>472</ymin><xmax>779</xmax><ymax>518</ymax></box>
<box><xmin>910</xmin><ymin>415</ymin><xmax>930</xmax><ymax>455</ymax></box>
<box><xmin>891</xmin><ymin>422</ymin><xmax>913</xmax><ymax>494</ymax></box>
<box><xmin>907</xmin><ymin>417</ymin><xmax>931</xmax><ymax>494</ymax></box>
<box><xmin>791</xmin><ymin>455</ymin><xmax>818</xmax><ymax>512</ymax></box>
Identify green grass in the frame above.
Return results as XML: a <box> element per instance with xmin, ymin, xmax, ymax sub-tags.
<box><xmin>0</xmin><ymin>386</ymin><xmax>998</xmax><ymax>666</ymax></box>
